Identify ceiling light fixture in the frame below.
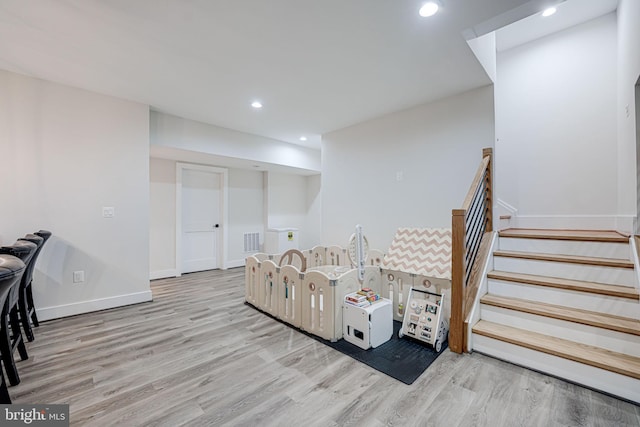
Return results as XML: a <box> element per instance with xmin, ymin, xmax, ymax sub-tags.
<box><xmin>299</xmin><ymin>136</ymin><xmax>307</xmax><ymax>141</ymax></box>
<box><xmin>542</xmin><ymin>7</ymin><xmax>556</xmax><ymax>17</ymax></box>
<box><xmin>419</xmin><ymin>2</ymin><xmax>439</xmax><ymax>17</ymax></box>
<box><xmin>251</xmin><ymin>101</ymin><xmax>263</xmax><ymax>109</ymax></box>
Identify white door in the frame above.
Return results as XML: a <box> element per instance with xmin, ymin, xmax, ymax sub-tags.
<box><xmin>181</xmin><ymin>168</ymin><xmax>221</xmax><ymax>273</ymax></box>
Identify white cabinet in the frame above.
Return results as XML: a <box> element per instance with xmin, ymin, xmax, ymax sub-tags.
<box><xmin>343</xmin><ymin>297</ymin><xmax>393</xmax><ymax>350</ymax></box>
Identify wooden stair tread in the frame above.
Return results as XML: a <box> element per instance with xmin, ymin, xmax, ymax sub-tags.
<box><xmin>472</xmin><ymin>320</ymin><xmax>640</xmax><ymax>380</ymax></box>
<box><xmin>493</xmin><ymin>250</ymin><xmax>634</xmax><ymax>269</ymax></box>
<box><xmin>487</xmin><ymin>271</ymin><xmax>640</xmax><ymax>300</ymax></box>
<box><xmin>480</xmin><ymin>294</ymin><xmax>640</xmax><ymax>336</ymax></box>
<box><xmin>499</xmin><ymin>228</ymin><xmax>629</xmax><ymax>243</ymax></box>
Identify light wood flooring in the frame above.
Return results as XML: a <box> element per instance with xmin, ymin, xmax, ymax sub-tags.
<box><xmin>8</xmin><ymin>268</ymin><xmax>640</xmax><ymax>426</ymax></box>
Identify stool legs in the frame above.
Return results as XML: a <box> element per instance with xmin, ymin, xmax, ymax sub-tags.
<box><xmin>27</xmin><ymin>280</ymin><xmax>39</xmax><ymax>327</ymax></box>
<box><xmin>19</xmin><ymin>285</ymin><xmax>35</xmax><ymax>342</ymax></box>
<box><xmin>11</xmin><ymin>307</ymin><xmax>28</xmax><ymax>361</ymax></box>
<box><xmin>1</xmin><ymin>303</ymin><xmax>28</xmax><ymax>386</ymax></box>
<box><xmin>0</xmin><ymin>368</ymin><xmax>11</xmax><ymax>404</ymax></box>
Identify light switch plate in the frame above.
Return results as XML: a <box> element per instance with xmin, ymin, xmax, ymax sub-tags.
<box><xmin>102</xmin><ymin>207</ymin><xmax>115</xmax><ymax>218</ymax></box>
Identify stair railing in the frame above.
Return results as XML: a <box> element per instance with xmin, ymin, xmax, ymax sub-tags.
<box><xmin>450</xmin><ymin>148</ymin><xmax>493</xmax><ymax>354</ymax></box>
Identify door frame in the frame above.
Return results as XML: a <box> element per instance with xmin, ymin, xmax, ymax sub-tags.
<box><xmin>175</xmin><ymin>162</ymin><xmax>229</xmax><ymax>276</ymax></box>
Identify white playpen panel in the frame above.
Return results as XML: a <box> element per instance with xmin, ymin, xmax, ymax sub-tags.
<box><xmin>278</xmin><ymin>265</ymin><xmax>303</xmax><ymax>328</ymax></box>
<box><xmin>326</xmin><ymin>246</ymin><xmax>347</xmax><ymax>266</ymax></box>
<box><xmin>307</xmin><ymin>246</ymin><xmax>327</xmax><ymax>268</ymax></box>
<box><xmin>361</xmin><ymin>266</ymin><xmax>382</xmax><ymax>294</ymax></box>
<box><xmin>301</xmin><ymin>269</ymin><xmax>361</xmax><ymax>341</ymax></box>
<box><xmin>258</xmin><ymin>260</ymin><xmax>279</xmax><ymax>317</ymax></box>
<box><xmin>381</xmin><ymin>269</ymin><xmax>414</xmax><ymax>322</ymax></box>
<box><xmin>366</xmin><ymin>249</ymin><xmax>385</xmax><ymax>267</ymax></box>
<box><xmin>245</xmin><ymin>255</ymin><xmax>261</xmax><ymax>307</ymax></box>
<box><xmin>254</xmin><ymin>253</ymin><xmax>270</xmax><ymax>262</ymax></box>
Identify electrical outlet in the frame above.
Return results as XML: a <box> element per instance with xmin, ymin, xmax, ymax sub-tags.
<box><xmin>73</xmin><ymin>270</ymin><xmax>85</xmax><ymax>283</ymax></box>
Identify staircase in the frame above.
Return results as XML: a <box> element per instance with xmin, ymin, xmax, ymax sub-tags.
<box><xmin>471</xmin><ymin>228</ymin><xmax>640</xmax><ymax>403</ymax></box>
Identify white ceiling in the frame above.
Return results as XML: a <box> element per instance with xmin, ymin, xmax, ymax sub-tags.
<box><xmin>0</xmin><ymin>0</ymin><xmax>618</xmax><ymax>152</ymax></box>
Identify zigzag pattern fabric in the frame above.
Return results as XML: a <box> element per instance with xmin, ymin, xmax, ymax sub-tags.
<box><xmin>382</xmin><ymin>227</ymin><xmax>452</xmax><ymax>279</ymax></box>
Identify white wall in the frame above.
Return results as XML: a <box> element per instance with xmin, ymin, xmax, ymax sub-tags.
<box><xmin>617</xmin><ymin>0</ymin><xmax>640</xmax><ymax>231</ymax></box>
<box><xmin>322</xmin><ymin>86</ymin><xmax>495</xmax><ymax>251</ymax></box>
<box><xmin>264</xmin><ymin>172</ymin><xmax>321</xmax><ymax>250</ymax></box>
<box><xmin>0</xmin><ymin>70</ymin><xmax>151</xmax><ymax>320</ymax></box>
<box><xmin>228</xmin><ymin>168</ymin><xmax>264</xmax><ymax>265</ymax></box>
<box><xmin>305</xmin><ymin>174</ymin><xmax>322</xmax><ymax>249</ymax></box>
<box><xmin>495</xmin><ymin>13</ymin><xmax>619</xmax><ymax>230</ymax></box>
<box><xmin>150</xmin><ymin>111</ymin><xmax>321</xmax><ymax>172</ymax></box>
<box><xmin>149</xmin><ymin>158</ymin><xmax>176</xmax><ymax>279</ymax></box>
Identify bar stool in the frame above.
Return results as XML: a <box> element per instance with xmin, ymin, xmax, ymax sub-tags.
<box><xmin>0</xmin><ymin>241</ymin><xmax>36</xmax><ymax>386</ymax></box>
<box><xmin>0</xmin><ymin>254</ymin><xmax>27</xmax><ymax>402</ymax></box>
<box><xmin>17</xmin><ymin>234</ymin><xmax>44</xmax><ymax>341</ymax></box>
<box><xmin>27</xmin><ymin>230</ymin><xmax>52</xmax><ymax>329</ymax></box>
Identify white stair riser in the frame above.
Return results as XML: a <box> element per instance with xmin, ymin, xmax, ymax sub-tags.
<box><xmin>480</xmin><ymin>305</ymin><xmax>640</xmax><ymax>356</ymax></box>
<box><xmin>472</xmin><ymin>334</ymin><xmax>640</xmax><ymax>404</ymax></box>
<box><xmin>493</xmin><ymin>257</ymin><xmax>636</xmax><ymax>286</ymax></box>
<box><xmin>487</xmin><ymin>279</ymin><xmax>640</xmax><ymax>319</ymax></box>
<box><xmin>498</xmin><ymin>237</ymin><xmax>630</xmax><ymax>260</ymax></box>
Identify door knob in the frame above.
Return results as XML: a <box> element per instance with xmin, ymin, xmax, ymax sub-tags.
<box><xmin>214</xmin><ymin>224</ymin><xmax>220</xmax><ymax>228</ymax></box>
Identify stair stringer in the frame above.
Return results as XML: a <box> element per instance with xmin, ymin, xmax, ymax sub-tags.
<box><xmin>631</xmin><ymin>236</ymin><xmax>640</xmax><ymax>293</ymax></box>
<box><xmin>465</xmin><ymin>231</ymin><xmax>498</xmax><ymax>351</ymax></box>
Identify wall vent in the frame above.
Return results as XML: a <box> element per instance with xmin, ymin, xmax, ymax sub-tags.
<box><xmin>244</xmin><ymin>232</ymin><xmax>260</xmax><ymax>253</ymax></box>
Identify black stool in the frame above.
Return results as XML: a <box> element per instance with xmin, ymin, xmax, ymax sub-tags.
<box><xmin>17</xmin><ymin>234</ymin><xmax>44</xmax><ymax>340</ymax></box>
<box><xmin>0</xmin><ymin>241</ymin><xmax>36</xmax><ymax>386</ymax></box>
<box><xmin>0</xmin><ymin>254</ymin><xmax>26</xmax><ymax>402</ymax></box>
<box><xmin>26</xmin><ymin>230</ymin><xmax>52</xmax><ymax>329</ymax></box>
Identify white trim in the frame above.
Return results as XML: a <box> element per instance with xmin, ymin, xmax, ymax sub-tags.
<box><xmin>630</xmin><ymin>236</ymin><xmax>640</xmax><ymax>292</ymax></box>
<box><xmin>150</xmin><ymin>269</ymin><xmax>178</xmax><ymax>280</ymax></box>
<box><xmin>496</xmin><ymin>199</ymin><xmax>518</xmax><ymax>215</ymax></box>
<box><xmin>176</xmin><ymin>162</ymin><xmax>229</xmax><ymax>275</ymax></box>
<box><xmin>466</xmin><ymin>231</ymin><xmax>497</xmax><ymax>350</ymax></box>
<box><xmin>37</xmin><ymin>290</ymin><xmax>153</xmax><ymax>321</ymax></box>
<box><xmin>225</xmin><ymin>258</ymin><xmax>246</xmax><ymax>269</ymax></box>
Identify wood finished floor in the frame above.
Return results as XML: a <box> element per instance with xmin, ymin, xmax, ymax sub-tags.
<box><xmin>8</xmin><ymin>268</ymin><xmax>640</xmax><ymax>426</ymax></box>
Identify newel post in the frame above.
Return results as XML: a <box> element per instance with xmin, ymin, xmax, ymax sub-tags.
<box><xmin>450</xmin><ymin>208</ymin><xmax>466</xmax><ymax>354</ymax></box>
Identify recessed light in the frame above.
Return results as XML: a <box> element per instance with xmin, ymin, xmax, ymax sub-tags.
<box><xmin>419</xmin><ymin>2</ymin><xmax>439</xmax><ymax>17</ymax></box>
<box><xmin>251</xmin><ymin>101</ymin><xmax>262</xmax><ymax>109</ymax></box>
<box><xmin>542</xmin><ymin>7</ymin><xmax>556</xmax><ymax>17</ymax></box>
<box><xmin>299</xmin><ymin>136</ymin><xmax>307</xmax><ymax>141</ymax></box>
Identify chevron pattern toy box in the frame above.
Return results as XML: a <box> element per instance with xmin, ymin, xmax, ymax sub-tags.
<box><xmin>381</xmin><ymin>228</ymin><xmax>452</xmax><ymax>321</ymax></box>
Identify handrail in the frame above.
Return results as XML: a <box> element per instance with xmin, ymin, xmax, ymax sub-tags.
<box><xmin>450</xmin><ymin>147</ymin><xmax>493</xmax><ymax>354</ymax></box>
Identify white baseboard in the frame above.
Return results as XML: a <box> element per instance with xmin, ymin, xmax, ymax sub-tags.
<box><xmin>225</xmin><ymin>259</ymin><xmax>246</xmax><ymax>269</ymax></box>
<box><xmin>513</xmin><ymin>215</ymin><xmax>636</xmax><ymax>233</ymax></box>
<box><xmin>150</xmin><ymin>269</ymin><xmax>178</xmax><ymax>280</ymax></box>
<box><xmin>37</xmin><ymin>290</ymin><xmax>153</xmax><ymax>321</ymax></box>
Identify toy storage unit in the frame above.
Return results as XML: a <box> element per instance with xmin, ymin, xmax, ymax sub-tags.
<box><xmin>264</xmin><ymin>228</ymin><xmax>298</xmax><ymax>254</ymax></box>
<box><xmin>398</xmin><ymin>287</ymin><xmax>449</xmax><ymax>352</ymax></box>
<box><xmin>343</xmin><ymin>294</ymin><xmax>393</xmax><ymax>350</ymax></box>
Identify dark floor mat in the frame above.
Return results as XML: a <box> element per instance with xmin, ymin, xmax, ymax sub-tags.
<box><xmin>317</xmin><ymin>320</ymin><xmax>447</xmax><ymax>385</ymax></box>
<box><xmin>246</xmin><ymin>302</ymin><xmax>446</xmax><ymax>385</ymax></box>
